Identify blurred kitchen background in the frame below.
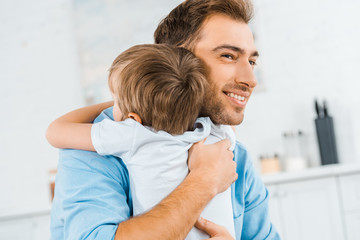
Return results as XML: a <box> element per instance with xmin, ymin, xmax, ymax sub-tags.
<box><xmin>1</xmin><ymin>0</ymin><xmax>360</xmax><ymax>239</ymax></box>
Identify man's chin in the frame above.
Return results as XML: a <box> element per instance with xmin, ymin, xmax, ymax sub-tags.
<box><xmin>209</xmin><ymin>112</ymin><xmax>244</xmax><ymax>125</ymax></box>
<box><xmin>228</xmin><ymin>115</ymin><xmax>244</xmax><ymax>126</ymax></box>
<box><xmin>200</xmin><ymin>103</ymin><xmax>245</xmax><ymax>125</ymax></box>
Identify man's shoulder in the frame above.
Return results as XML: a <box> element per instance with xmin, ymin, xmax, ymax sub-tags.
<box><xmin>94</xmin><ymin>106</ymin><xmax>114</xmax><ymax>122</ymax></box>
<box><xmin>58</xmin><ymin>148</ymin><xmax>129</xmax><ymax>184</ymax></box>
<box><xmin>233</xmin><ymin>141</ymin><xmax>252</xmax><ymax>168</ymax></box>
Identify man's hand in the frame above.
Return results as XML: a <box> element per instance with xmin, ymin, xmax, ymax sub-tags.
<box><xmin>188</xmin><ymin>139</ymin><xmax>237</xmax><ymax>195</ymax></box>
<box><xmin>195</xmin><ymin>217</ymin><xmax>234</xmax><ymax>240</ymax></box>
<box><xmin>115</xmin><ymin>139</ymin><xmax>237</xmax><ymax>240</ymax></box>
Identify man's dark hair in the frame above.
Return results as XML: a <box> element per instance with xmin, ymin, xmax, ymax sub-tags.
<box><xmin>154</xmin><ymin>0</ymin><xmax>254</xmax><ymax>49</ymax></box>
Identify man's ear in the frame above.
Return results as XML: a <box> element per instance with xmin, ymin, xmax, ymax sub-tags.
<box><xmin>128</xmin><ymin>112</ymin><xmax>142</xmax><ymax>124</ymax></box>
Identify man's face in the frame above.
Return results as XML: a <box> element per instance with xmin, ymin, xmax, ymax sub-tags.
<box><xmin>193</xmin><ymin>14</ymin><xmax>258</xmax><ymax>125</ymax></box>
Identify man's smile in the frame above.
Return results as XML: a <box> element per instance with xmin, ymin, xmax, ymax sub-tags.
<box><xmin>224</xmin><ymin>91</ymin><xmax>248</xmax><ymax>108</ymax></box>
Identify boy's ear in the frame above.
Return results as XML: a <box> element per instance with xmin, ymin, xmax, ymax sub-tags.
<box><xmin>128</xmin><ymin>112</ymin><xmax>142</xmax><ymax>124</ymax></box>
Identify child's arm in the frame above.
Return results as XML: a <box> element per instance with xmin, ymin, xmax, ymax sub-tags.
<box><xmin>46</xmin><ymin>101</ymin><xmax>114</xmax><ymax>151</ymax></box>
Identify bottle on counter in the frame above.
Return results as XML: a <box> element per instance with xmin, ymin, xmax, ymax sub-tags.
<box><xmin>282</xmin><ymin>130</ymin><xmax>308</xmax><ymax>172</ymax></box>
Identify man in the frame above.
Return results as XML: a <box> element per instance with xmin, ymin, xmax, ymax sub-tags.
<box><xmin>50</xmin><ymin>0</ymin><xmax>280</xmax><ymax>239</ymax></box>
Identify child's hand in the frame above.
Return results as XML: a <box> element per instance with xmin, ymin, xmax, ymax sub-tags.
<box><xmin>195</xmin><ymin>217</ymin><xmax>234</xmax><ymax>240</ymax></box>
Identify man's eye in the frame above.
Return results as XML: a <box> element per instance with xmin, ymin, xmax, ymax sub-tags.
<box><xmin>249</xmin><ymin>60</ymin><xmax>257</xmax><ymax>66</ymax></box>
<box><xmin>222</xmin><ymin>54</ymin><xmax>234</xmax><ymax>60</ymax></box>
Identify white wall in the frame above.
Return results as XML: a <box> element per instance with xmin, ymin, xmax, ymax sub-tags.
<box><xmin>237</xmin><ymin>0</ymin><xmax>360</xmax><ymax>169</ymax></box>
<box><xmin>72</xmin><ymin>0</ymin><xmax>183</xmax><ymax>103</ymax></box>
<box><xmin>0</xmin><ymin>0</ymin><xmax>84</xmax><ymax>216</ymax></box>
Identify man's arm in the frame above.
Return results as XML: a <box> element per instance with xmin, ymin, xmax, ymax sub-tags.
<box><xmin>114</xmin><ymin>138</ymin><xmax>237</xmax><ymax>240</ymax></box>
<box><xmin>52</xmin><ymin>108</ymin><xmax>237</xmax><ymax>240</ymax></box>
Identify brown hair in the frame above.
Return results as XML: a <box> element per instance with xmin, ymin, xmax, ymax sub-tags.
<box><xmin>108</xmin><ymin>44</ymin><xmax>208</xmax><ymax>135</ymax></box>
<box><xmin>154</xmin><ymin>0</ymin><xmax>254</xmax><ymax>49</ymax></box>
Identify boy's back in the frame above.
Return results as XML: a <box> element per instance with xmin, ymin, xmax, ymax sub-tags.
<box><xmin>91</xmin><ymin>116</ymin><xmax>236</xmax><ymax>239</ymax></box>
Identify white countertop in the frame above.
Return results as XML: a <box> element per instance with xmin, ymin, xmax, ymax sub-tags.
<box><xmin>262</xmin><ymin>163</ymin><xmax>360</xmax><ymax>185</ymax></box>
<box><xmin>2</xmin><ymin>163</ymin><xmax>359</xmax><ymax>220</ymax></box>
<box><xmin>0</xmin><ymin>204</ymin><xmax>52</xmax><ymax>221</ymax></box>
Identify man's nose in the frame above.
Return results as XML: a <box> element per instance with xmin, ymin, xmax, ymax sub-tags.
<box><xmin>235</xmin><ymin>61</ymin><xmax>257</xmax><ymax>88</ymax></box>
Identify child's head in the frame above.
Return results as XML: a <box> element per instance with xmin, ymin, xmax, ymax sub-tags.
<box><xmin>108</xmin><ymin>44</ymin><xmax>208</xmax><ymax>135</ymax></box>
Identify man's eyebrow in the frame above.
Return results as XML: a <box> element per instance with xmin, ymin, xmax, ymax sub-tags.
<box><xmin>212</xmin><ymin>44</ymin><xmax>259</xmax><ymax>57</ymax></box>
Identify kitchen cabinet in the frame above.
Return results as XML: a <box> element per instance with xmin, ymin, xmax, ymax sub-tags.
<box><xmin>344</xmin><ymin>212</ymin><xmax>360</xmax><ymax>240</ymax></box>
<box><xmin>339</xmin><ymin>173</ymin><xmax>360</xmax><ymax>240</ymax></box>
<box><xmin>263</xmin><ymin>164</ymin><xmax>360</xmax><ymax>240</ymax></box>
<box><xmin>267</xmin><ymin>185</ymin><xmax>285</xmax><ymax>236</ymax></box>
<box><xmin>0</xmin><ymin>213</ymin><xmax>50</xmax><ymax>240</ymax></box>
<box><xmin>267</xmin><ymin>177</ymin><xmax>344</xmax><ymax>240</ymax></box>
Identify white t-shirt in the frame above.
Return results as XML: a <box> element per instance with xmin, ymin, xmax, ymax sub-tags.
<box><xmin>91</xmin><ymin>117</ymin><xmax>236</xmax><ymax>239</ymax></box>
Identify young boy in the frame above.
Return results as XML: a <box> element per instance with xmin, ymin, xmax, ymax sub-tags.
<box><xmin>46</xmin><ymin>44</ymin><xmax>236</xmax><ymax>239</ymax></box>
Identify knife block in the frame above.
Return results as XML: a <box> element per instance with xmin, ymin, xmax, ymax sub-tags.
<box><xmin>315</xmin><ymin>116</ymin><xmax>338</xmax><ymax>165</ymax></box>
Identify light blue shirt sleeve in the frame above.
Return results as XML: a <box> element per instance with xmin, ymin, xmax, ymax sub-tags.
<box><xmin>232</xmin><ymin>142</ymin><xmax>281</xmax><ymax>240</ymax></box>
<box><xmin>50</xmin><ymin>107</ymin><xmax>132</xmax><ymax>240</ymax></box>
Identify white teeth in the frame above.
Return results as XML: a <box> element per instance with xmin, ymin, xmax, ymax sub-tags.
<box><xmin>227</xmin><ymin>93</ymin><xmax>245</xmax><ymax>101</ymax></box>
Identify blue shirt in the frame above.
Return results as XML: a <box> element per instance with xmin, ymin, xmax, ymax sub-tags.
<box><xmin>50</xmin><ymin>107</ymin><xmax>280</xmax><ymax>240</ymax></box>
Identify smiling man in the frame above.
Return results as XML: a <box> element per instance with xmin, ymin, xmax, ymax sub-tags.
<box><xmin>50</xmin><ymin>0</ymin><xmax>280</xmax><ymax>240</ymax></box>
